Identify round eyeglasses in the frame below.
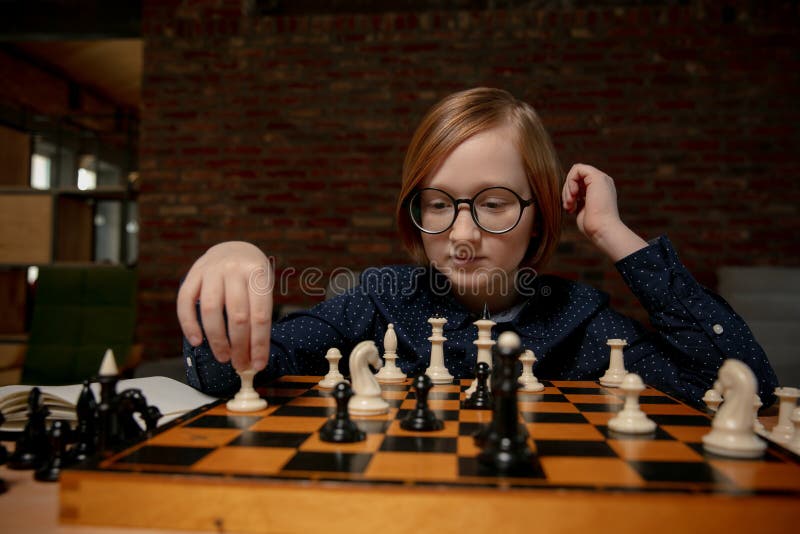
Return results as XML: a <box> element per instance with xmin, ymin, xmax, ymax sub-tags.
<box><xmin>408</xmin><ymin>186</ymin><xmax>534</xmax><ymax>235</ymax></box>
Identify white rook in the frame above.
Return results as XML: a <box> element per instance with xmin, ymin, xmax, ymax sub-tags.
<box><xmin>599</xmin><ymin>339</ymin><xmax>628</xmax><ymax>387</ymax></box>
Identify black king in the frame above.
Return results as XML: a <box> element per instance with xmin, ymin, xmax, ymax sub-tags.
<box><xmin>477</xmin><ymin>330</ymin><xmax>536</xmax><ymax>474</ymax></box>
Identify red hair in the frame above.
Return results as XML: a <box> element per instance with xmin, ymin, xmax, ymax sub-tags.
<box><xmin>396</xmin><ymin>87</ymin><xmax>563</xmax><ymax>270</ymax></box>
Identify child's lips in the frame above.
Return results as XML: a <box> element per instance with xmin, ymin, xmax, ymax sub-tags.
<box><xmin>450</xmin><ymin>255</ymin><xmax>485</xmax><ymax>267</ymax></box>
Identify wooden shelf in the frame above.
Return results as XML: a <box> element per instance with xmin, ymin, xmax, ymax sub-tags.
<box><xmin>0</xmin><ymin>121</ymin><xmax>138</xmax><ymax>341</ymax></box>
<box><xmin>0</xmin><ymin>193</ymin><xmax>53</xmax><ymax>264</ymax></box>
<box><xmin>0</xmin><ymin>125</ymin><xmax>30</xmax><ymax>187</ymax></box>
<box><xmin>0</xmin><ymin>333</ymin><xmax>29</xmax><ymax>343</ymax></box>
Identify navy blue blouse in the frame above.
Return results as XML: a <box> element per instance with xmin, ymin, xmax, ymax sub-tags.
<box><xmin>184</xmin><ymin>236</ymin><xmax>778</xmax><ymax>408</ymax></box>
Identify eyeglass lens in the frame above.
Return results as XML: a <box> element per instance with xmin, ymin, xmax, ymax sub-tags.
<box><xmin>411</xmin><ymin>187</ymin><xmax>523</xmax><ymax>233</ymax></box>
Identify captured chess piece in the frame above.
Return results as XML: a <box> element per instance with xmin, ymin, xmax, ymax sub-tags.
<box><xmin>518</xmin><ymin>349</ymin><xmax>544</xmax><ymax>393</ymax></box>
<box><xmin>70</xmin><ymin>380</ymin><xmax>98</xmax><ymax>463</ymax></box>
<box><xmin>227</xmin><ymin>368</ymin><xmax>268</xmax><ymax>412</ymax></box>
<box><xmin>702</xmin><ymin>359</ymin><xmax>766</xmax><ymax>458</ymax></box>
<box><xmin>477</xmin><ymin>331</ymin><xmax>535</xmax><ymax>474</ymax></box>
<box><xmin>376</xmin><ymin>324</ymin><xmax>407</xmax><ymax>384</ymax></box>
<box><xmin>320</xmin><ymin>382</ymin><xmax>365</xmax><ymax>443</ymax></box>
<box><xmin>401</xmin><ymin>374</ymin><xmax>443</xmax><ymax>431</ymax></box>
<box><xmin>466</xmin><ymin>304</ymin><xmax>495</xmax><ymax>396</ymax></box>
<box><xmin>95</xmin><ymin>348</ymin><xmax>164</xmax><ymax>453</ymax></box>
<box><xmin>348</xmin><ymin>340</ymin><xmax>390</xmax><ymax>416</ymax></box>
<box><xmin>117</xmin><ymin>389</ymin><xmax>162</xmax><ymax>441</ymax></box>
<box><xmin>96</xmin><ymin>348</ymin><xmax>122</xmax><ymax>455</ymax></box>
<box><xmin>599</xmin><ymin>339</ymin><xmax>628</xmax><ymax>387</ymax></box>
<box><xmin>463</xmin><ymin>362</ymin><xmax>493</xmax><ymax>410</ymax></box>
<box><xmin>770</xmin><ymin>386</ymin><xmax>799</xmax><ymax>444</ymax></box>
<box><xmin>319</xmin><ymin>348</ymin><xmax>348</xmax><ymax>389</ymax></box>
<box><xmin>35</xmin><ymin>420</ymin><xmax>72</xmax><ymax>482</ymax></box>
<box><xmin>425</xmin><ymin>315</ymin><xmax>453</xmax><ymax>384</ymax></box>
<box><xmin>607</xmin><ymin>373</ymin><xmax>656</xmax><ymax>434</ymax></box>
<box><xmin>7</xmin><ymin>387</ymin><xmax>50</xmax><ymax>470</ymax></box>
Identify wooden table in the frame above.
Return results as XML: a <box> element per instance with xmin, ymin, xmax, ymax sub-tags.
<box><xmin>0</xmin><ymin>446</ymin><xmax>214</xmax><ymax>534</ymax></box>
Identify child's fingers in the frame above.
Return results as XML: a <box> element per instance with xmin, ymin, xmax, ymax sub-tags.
<box><xmin>199</xmin><ymin>275</ymin><xmax>230</xmax><ymax>364</ymax></box>
<box><xmin>177</xmin><ymin>271</ymin><xmax>203</xmax><ymax>346</ymax></box>
<box><xmin>224</xmin><ymin>275</ymin><xmax>252</xmax><ymax>372</ymax></box>
<box><xmin>249</xmin><ymin>292</ymin><xmax>272</xmax><ymax>373</ymax></box>
<box><xmin>563</xmin><ymin>164</ymin><xmax>587</xmax><ymax>212</ymax></box>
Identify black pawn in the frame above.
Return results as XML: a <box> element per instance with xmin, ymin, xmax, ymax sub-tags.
<box><xmin>7</xmin><ymin>388</ymin><xmax>50</xmax><ymax>470</ymax></box>
<box><xmin>319</xmin><ymin>382</ymin><xmax>365</xmax><ymax>443</ymax></box>
<box><xmin>463</xmin><ymin>362</ymin><xmax>493</xmax><ymax>410</ymax></box>
<box><xmin>70</xmin><ymin>381</ymin><xmax>97</xmax><ymax>463</ymax></box>
<box><xmin>401</xmin><ymin>374</ymin><xmax>443</xmax><ymax>431</ymax></box>
<box><xmin>35</xmin><ymin>420</ymin><xmax>72</xmax><ymax>482</ymax></box>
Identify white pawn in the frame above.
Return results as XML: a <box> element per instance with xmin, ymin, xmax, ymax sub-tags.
<box><xmin>789</xmin><ymin>407</ymin><xmax>800</xmax><ymax>453</ymax></box>
<box><xmin>703</xmin><ymin>388</ymin><xmax>723</xmax><ymax>412</ymax></box>
<box><xmin>348</xmin><ymin>341</ymin><xmax>389</xmax><ymax>416</ymax></box>
<box><xmin>518</xmin><ymin>349</ymin><xmax>544</xmax><ymax>393</ymax></box>
<box><xmin>425</xmin><ymin>315</ymin><xmax>453</xmax><ymax>384</ymax></box>
<box><xmin>599</xmin><ymin>339</ymin><xmax>628</xmax><ymax>387</ymax></box>
<box><xmin>607</xmin><ymin>373</ymin><xmax>656</xmax><ymax>434</ymax></box>
<box><xmin>770</xmin><ymin>386</ymin><xmax>799</xmax><ymax>444</ymax></box>
<box><xmin>318</xmin><ymin>348</ymin><xmax>348</xmax><ymax>389</ymax></box>
<box><xmin>465</xmin><ymin>305</ymin><xmax>495</xmax><ymax>396</ymax></box>
<box><xmin>702</xmin><ymin>359</ymin><xmax>766</xmax><ymax>458</ymax></box>
<box><xmin>227</xmin><ymin>368</ymin><xmax>268</xmax><ymax>412</ymax></box>
<box><xmin>375</xmin><ymin>324</ymin><xmax>407</xmax><ymax>384</ymax></box>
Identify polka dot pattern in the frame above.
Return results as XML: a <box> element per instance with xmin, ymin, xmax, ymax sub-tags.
<box><xmin>184</xmin><ymin>236</ymin><xmax>778</xmax><ymax>408</ymax></box>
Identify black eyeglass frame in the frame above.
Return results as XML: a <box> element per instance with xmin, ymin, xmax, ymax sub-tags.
<box><xmin>408</xmin><ymin>186</ymin><xmax>534</xmax><ymax>235</ymax></box>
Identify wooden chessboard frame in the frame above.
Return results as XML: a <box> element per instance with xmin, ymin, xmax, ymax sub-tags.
<box><xmin>59</xmin><ymin>376</ymin><xmax>800</xmax><ymax>533</ymax></box>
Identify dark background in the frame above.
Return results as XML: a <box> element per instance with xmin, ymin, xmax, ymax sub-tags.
<box><xmin>2</xmin><ymin>0</ymin><xmax>799</xmax><ymax>361</ymax></box>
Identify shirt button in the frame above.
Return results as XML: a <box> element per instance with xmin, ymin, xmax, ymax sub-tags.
<box><xmin>186</xmin><ymin>356</ymin><xmax>193</xmax><ymax>367</ymax></box>
<box><xmin>712</xmin><ymin>324</ymin><xmax>724</xmax><ymax>335</ymax></box>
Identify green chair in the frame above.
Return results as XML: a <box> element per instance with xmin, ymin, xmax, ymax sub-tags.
<box><xmin>21</xmin><ymin>265</ymin><xmax>138</xmax><ymax>385</ymax></box>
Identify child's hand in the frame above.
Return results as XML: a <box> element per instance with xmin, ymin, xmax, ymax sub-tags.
<box><xmin>562</xmin><ymin>163</ymin><xmax>622</xmax><ymax>242</ymax></box>
<box><xmin>562</xmin><ymin>163</ymin><xmax>647</xmax><ymax>261</ymax></box>
<box><xmin>177</xmin><ymin>241</ymin><xmax>273</xmax><ymax>372</ymax></box>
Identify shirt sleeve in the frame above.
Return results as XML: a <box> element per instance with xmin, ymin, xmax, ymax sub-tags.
<box><xmin>609</xmin><ymin>235</ymin><xmax>778</xmax><ymax>407</ymax></box>
<box><xmin>184</xmin><ymin>284</ymin><xmax>381</xmax><ymax>396</ymax></box>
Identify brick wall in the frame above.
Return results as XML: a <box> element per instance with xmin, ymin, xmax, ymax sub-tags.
<box><xmin>139</xmin><ymin>1</ymin><xmax>800</xmax><ymax>359</ymax></box>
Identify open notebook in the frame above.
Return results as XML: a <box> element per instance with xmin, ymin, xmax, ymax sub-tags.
<box><xmin>0</xmin><ymin>376</ymin><xmax>217</xmax><ymax>432</ymax></box>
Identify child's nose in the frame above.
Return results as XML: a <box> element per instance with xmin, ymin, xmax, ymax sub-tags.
<box><xmin>449</xmin><ymin>207</ymin><xmax>480</xmax><ymax>242</ymax></box>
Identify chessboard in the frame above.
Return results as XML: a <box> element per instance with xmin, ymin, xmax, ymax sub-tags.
<box><xmin>60</xmin><ymin>376</ymin><xmax>800</xmax><ymax>533</ymax></box>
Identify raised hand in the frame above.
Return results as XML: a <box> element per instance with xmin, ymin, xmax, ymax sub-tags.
<box><xmin>177</xmin><ymin>241</ymin><xmax>273</xmax><ymax>372</ymax></box>
<box><xmin>562</xmin><ymin>163</ymin><xmax>647</xmax><ymax>261</ymax></box>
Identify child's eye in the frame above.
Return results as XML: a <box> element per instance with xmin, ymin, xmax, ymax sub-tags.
<box><xmin>427</xmin><ymin>200</ymin><xmax>452</xmax><ymax>210</ymax></box>
<box><xmin>480</xmin><ymin>199</ymin><xmax>509</xmax><ymax>211</ymax></box>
